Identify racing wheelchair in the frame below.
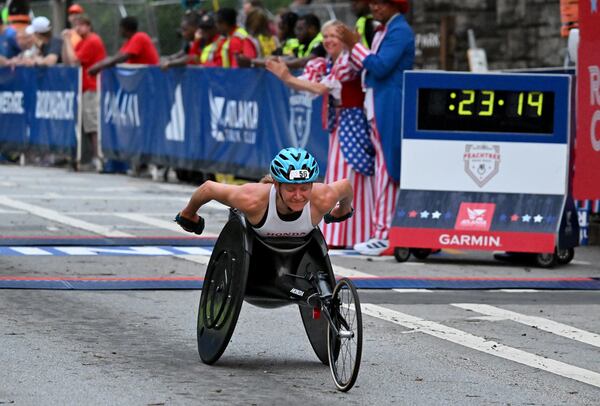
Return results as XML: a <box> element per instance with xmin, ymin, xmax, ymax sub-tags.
<box><xmin>197</xmin><ymin>209</ymin><xmax>363</xmax><ymax>392</ymax></box>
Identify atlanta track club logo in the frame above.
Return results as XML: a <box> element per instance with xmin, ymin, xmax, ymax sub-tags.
<box><xmin>288</xmin><ymin>90</ymin><xmax>312</xmax><ymax>148</ymax></box>
<box><xmin>463</xmin><ymin>144</ymin><xmax>501</xmax><ymax>187</ymax></box>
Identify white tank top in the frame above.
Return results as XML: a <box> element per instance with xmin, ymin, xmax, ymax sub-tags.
<box><xmin>252</xmin><ymin>185</ymin><xmax>316</xmax><ymax>238</ymax></box>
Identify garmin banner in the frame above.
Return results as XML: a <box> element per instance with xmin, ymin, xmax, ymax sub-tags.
<box><xmin>100</xmin><ymin>67</ymin><xmax>328</xmax><ymax>178</ymax></box>
<box><xmin>0</xmin><ymin>66</ymin><xmax>80</xmax><ymax>154</ymax></box>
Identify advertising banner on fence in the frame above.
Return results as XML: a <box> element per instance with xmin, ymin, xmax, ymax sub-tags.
<box><xmin>574</xmin><ymin>0</ymin><xmax>600</xmax><ymax>200</ymax></box>
<box><xmin>100</xmin><ymin>67</ymin><xmax>329</xmax><ymax>178</ymax></box>
<box><xmin>0</xmin><ymin>66</ymin><xmax>80</xmax><ymax>154</ymax></box>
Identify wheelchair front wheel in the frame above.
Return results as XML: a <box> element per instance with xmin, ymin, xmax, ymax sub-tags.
<box><xmin>327</xmin><ymin>278</ymin><xmax>363</xmax><ymax>392</ymax></box>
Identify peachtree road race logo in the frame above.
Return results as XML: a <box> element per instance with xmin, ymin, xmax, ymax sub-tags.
<box><xmin>165</xmin><ymin>84</ymin><xmax>185</xmax><ymax>142</ymax></box>
<box><xmin>464</xmin><ymin>144</ymin><xmax>501</xmax><ymax>187</ymax></box>
<box><xmin>35</xmin><ymin>91</ymin><xmax>75</xmax><ymax>120</ymax></box>
<box><xmin>209</xmin><ymin>89</ymin><xmax>258</xmax><ymax>144</ymax></box>
<box><xmin>104</xmin><ymin>89</ymin><xmax>140</xmax><ymax>128</ymax></box>
<box><xmin>289</xmin><ymin>90</ymin><xmax>312</xmax><ymax>148</ymax></box>
<box><xmin>0</xmin><ymin>91</ymin><xmax>25</xmax><ymax>114</ymax></box>
<box><xmin>454</xmin><ymin>202</ymin><xmax>496</xmax><ymax>231</ymax></box>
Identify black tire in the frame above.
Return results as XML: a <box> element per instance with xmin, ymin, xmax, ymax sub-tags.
<box><xmin>197</xmin><ymin>217</ymin><xmax>249</xmax><ymax>364</ymax></box>
<box><xmin>534</xmin><ymin>252</ymin><xmax>557</xmax><ymax>268</ymax></box>
<box><xmin>393</xmin><ymin>247</ymin><xmax>411</xmax><ymax>263</ymax></box>
<box><xmin>327</xmin><ymin>278</ymin><xmax>362</xmax><ymax>392</ymax></box>
<box><xmin>411</xmin><ymin>248</ymin><xmax>432</xmax><ymax>260</ymax></box>
<box><xmin>556</xmin><ymin>248</ymin><xmax>575</xmax><ymax>265</ymax></box>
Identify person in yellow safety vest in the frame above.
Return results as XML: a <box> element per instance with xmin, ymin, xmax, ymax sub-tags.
<box><xmin>245</xmin><ymin>8</ymin><xmax>279</xmax><ymax>57</ymax></box>
<box><xmin>351</xmin><ymin>0</ymin><xmax>376</xmax><ymax>48</ymax></box>
<box><xmin>295</xmin><ymin>14</ymin><xmax>325</xmax><ymax>58</ymax></box>
<box><xmin>274</xmin><ymin>10</ymin><xmax>299</xmax><ymax>57</ymax></box>
<box><xmin>197</xmin><ymin>14</ymin><xmax>223</xmax><ymax>66</ymax></box>
<box><xmin>215</xmin><ymin>7</ymin><xmax>258</xmax><ymax>68</ymax></box>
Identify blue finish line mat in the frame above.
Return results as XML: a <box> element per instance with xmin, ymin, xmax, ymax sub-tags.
<box><xmin>0</xmin><ymin>236</ymin><xmax>217</xmax><ymax>247</ymax></box>
<box><xmin>1</xmin><ymin>276</ymin><xmax>599</xmax><ymax>290</ymax></box>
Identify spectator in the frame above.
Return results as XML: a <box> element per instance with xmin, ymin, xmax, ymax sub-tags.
<box><xmin>267</xmin><ymin>20</ymin><xmax>374</xmax><ymax>248</ymax></box>
<box><xmin>351</xmin><ymin>0</ymin><xmax>376</xmax><ymax>48</ymax></box>
<box><xmin>215</xmin><ymin>8</ymin><xmax>257</xmax><ymax>68</ymax></box>
<box><xmin>10</xmin><ymin>26</ymin><xmax>38</xmax><ymax>63</ymax></box>
<box><xmin>296</xmin><ymin>14</ymin><xmax>325</xmax><ymax>58</ymax></box>
<box><xmin>0</xmin><ymin>15</ymin><xmax>20</xmax><ymax>64</ymax></box>
<box><xmin>161</xmin><ymin>11</ymin><xmax>202</xmax><ymax>69</ymax></box>
<box><xmin>25</xmin><ymin>16</ymin><xmax>63</xmax><ymax>66</ymax></box>
<box><xmin>273</xmin><ymin>10</ymin><xmax>299</xmax><ymax>56</ymax></box>
<box><xmin>66</xmin><ymin>3</ymin><xmax>85</xmax><ymax>48</ymax></box>
<box><xmin>245</xmin><ymin>8</ymin><xmax>278</xmax><ymax>57</ymax></box>
<box><xmin>88</xmin><ymin>16</ymin><xmax>159</xmax><ymax>75</ymax></box>
<box><xmin>289</xmin><ymin>0</ymin><xmax>313</xmax><ymax>13</ymax></box>
<box><xmin>62</xmin><ymin>15</ymin><xmax>107</xmax><ymax>171</ymax></box>
<box><xmin>338</xmin><ymin>0</ymin><xmax>415</xmax><ymax>255</ymax></box>
<box><xmin>195</xmin><ymin>13</ymin><xmax>223</xmax><ymax>66</ymax></box>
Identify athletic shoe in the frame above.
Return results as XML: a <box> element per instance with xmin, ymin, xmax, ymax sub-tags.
<box><xmin>353</xmin><ymin>238</ymin><xmax>392</xmax><ymax>256</ymax></box>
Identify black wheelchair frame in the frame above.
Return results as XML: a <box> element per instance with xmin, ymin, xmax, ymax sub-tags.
<box><xmin>197</xmin><ymin>209</ymin><xmax>363</xmax><ymax>391</ymax></box>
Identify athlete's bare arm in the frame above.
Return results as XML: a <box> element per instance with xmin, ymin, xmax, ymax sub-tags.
<box><xmin>310</xmin><ymin>180</ymin><xmax>354</xmax><ymax>225</ymax></box>
<box><xmin>179</xmin><ymin>181</ymin><xmax>270</xmax><ymax>224</ymax></box>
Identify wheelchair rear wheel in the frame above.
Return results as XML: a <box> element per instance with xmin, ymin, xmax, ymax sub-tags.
<box><xmin>327</xmin><ymin>278</ymin><xmax>363</xmax><ymax>392</ymax></box>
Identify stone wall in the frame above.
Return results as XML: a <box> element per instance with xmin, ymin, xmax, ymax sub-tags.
<box><xmin>409</xmin><ymin>0</ymin><xmax>568</xmax><ymax>71</ymax></box>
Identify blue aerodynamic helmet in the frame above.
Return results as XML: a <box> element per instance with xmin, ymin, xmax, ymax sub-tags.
<box><xmin>270</xmin><ymin>147</ymin><xmax>319</xmax><ymax>183</ymax></box>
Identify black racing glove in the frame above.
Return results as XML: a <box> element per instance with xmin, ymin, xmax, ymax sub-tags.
<box><xmin>323</xmin><ymin>207</ymin><xmax>354</xmax><ymax>224</ymax></box>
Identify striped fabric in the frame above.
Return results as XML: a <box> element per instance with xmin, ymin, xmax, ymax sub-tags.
<box><xmin>369</xmin><ymin>120</ymin><xmax>399</xmax><ymax>240</ymax></box>
<box><xmin>320</xmin><ymin>122</ymin><xmax>373</xmax><ymax>248</ymax></box>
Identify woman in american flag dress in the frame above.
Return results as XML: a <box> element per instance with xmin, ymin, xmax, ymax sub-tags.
<box><xmin>266</xmin><ymin>20</ymin><xmax>374</xmax><ymax>248</ymax></box>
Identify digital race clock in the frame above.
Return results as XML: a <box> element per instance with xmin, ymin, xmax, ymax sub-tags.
<box><xmin>418</xmin><ymin>88</ymin><xmax>555</xmax><ymax>134</ymax></box>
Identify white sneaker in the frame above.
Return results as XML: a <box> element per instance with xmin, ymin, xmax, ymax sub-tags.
<box><xmin>353</xmin><ymin>238</ymin><xmax>391</xmax><ymax>256</ymax></box>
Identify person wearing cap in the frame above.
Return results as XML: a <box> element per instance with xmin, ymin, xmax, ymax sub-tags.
<box><xmin>174</xmin><ymin>147</ymin><xmax>354</xmax><ymax>239</ymax></box>
<box><xmin>66</xmin><ymin>3</ymin><xmax>85</xmax><ymax>48</ymax></box>
<box><xmin>88</xmin><ymin>16</ymin><xmax>159</xmax><ymax>75</ymax></box>
<box><xmin>28</xmin><ymin>16</ymin><xmax>63</xmax><ymax>66</ymax></box>
<box><xmin>337</xmin><ymin>0</ymin><xmax>414</xmax><ymax>256</ymax></box>
<box><xmin>194</xmin><ymin>13</ymin><xmax>222</xmax><ymax>66</ymax></box>
<box><xmin>160</xmin><ymin>11</ymin><xmax>203</xmax><ymax>69</ymax></box>
<box><xmin>62</xmin><ymin>15</ymin><xmax>106</xmax><ymax>171</ymax></box>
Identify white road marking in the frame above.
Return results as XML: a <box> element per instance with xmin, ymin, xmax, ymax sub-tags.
<box><xmin>112</xmin><ymin>213</ymin><xmax>219</xmax><ymax>238</ymax></box>
<box><xmin>10</xmin><ymin>247</ymin><xmax>52</xmax><ymax>255</ymax></box>
<box><xmin>362</xmin><ymin>304</ymin><xmax>600</xmax><ymax>388</ymax></box>
<box><xmin>392</xmin><ymin>289</ymin><xmax>433</xmax><ymax>293</ymax></box>
<box><xmin>172</xmin><ymin>247</ymin><xmax>213</xmax><ymax>255</ymax></box>
<box><xmin>175</xmin><ymin>255</ymin><xmax>210</xmax><ymax>266</ymax></box>
<box><xmin>54</xmin><ymin>247</ymin><xmax>175</xmax><ymax>256</ymax></box>
<box><xmin>572</xmin><ymin>260</ymin><xmax>592</xmax><ymax>266</ymax></box>
<box><xmin>495</xmin><ymin>289</ymin><xmax>540</xmax><ymax>293</ymax></box>
<box><xmin>0</xmin><ymin>196</ymin><xmax>132</xmax><ymax>237</ymax></box>
<box><xmin>7</xmin><ymin>193</ymin><xmax>228</xmax><ymax>210</ymax></box>
<box><xmin>452</xmin><ymin>303</ymin><xmax>600</xmax><ymax>348</ymax></box>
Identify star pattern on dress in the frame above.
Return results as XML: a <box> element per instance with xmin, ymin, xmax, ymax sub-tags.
<box><xmin>431</xmin><ymin>211</ymin><xmax>442</xmax><ymax>219</ymax></box>
<box><xmin>521</xmin><ymin>214</ymin><xmax>532</xmax><ymax>222</ymax></box>
<box><xmin>420</xmin><ymin>210</ymin><xmax>430</xmax><ymax>218</ymax></box>
<box><xmin>408</xmin><ymin>210</ymin><xmax>418</xmax><ymax>218</ymax></box>
<box><xmin>533</xmin><ymin>214</ymin><xmax>544</xmax><ymax>223</ymax></box>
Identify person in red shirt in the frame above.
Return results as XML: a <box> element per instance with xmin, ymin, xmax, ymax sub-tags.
<box><xmin>62</xmin><ymin>15</ymin><xmax>107</xmax><ymax>171</ymax></box>
<box><xmin>88</xmin><ymin>16</ymin><xmax>158</xmax><ymax>75</ymax></box>
<box><xmin>215</xmin><ymin>8</ymin><xmax>257</xmax><ymax>68</ymax></box>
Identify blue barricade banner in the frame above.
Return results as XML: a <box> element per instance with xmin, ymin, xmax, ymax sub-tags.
<box><xmin>100</xmin><ymin>67</ymin><xmax>329</xmax><ymax>178</ymax></box>
<box><xmin>0</xmin><ymin>66</ymin><xmax>79</xmax><ymax>154</ymax></box>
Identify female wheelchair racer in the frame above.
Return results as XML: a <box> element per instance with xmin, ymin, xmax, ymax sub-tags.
<box><xmin>175</xmin><ymin>147</ymin><xmax>363</xmax><ymax>391</ymax></box>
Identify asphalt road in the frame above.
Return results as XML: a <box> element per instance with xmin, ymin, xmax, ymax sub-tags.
<box><xmin>1</xmin><ymin>164</ymin><xmax>599</xmax><ymax>405</ymax></box>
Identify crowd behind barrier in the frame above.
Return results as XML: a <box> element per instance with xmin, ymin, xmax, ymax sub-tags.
<box><xmin>0</xmin><ymin>65</ymin><xmax>329</xmax><ymax>179</ymax></box>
